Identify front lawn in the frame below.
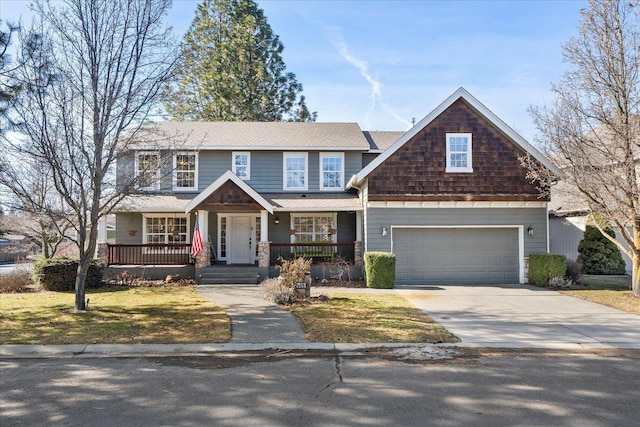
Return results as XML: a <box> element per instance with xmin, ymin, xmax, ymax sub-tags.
<box><xmin>561</xmin><ymin>274</ymin><xmax>639</xmax><ymax>315</ymax></box>
<box><xmin>0</xmin><ymin>286</ymin><xmax>230</xmax><ymax>344</ymax></box>
<box><xmin>288</xmin><ymin>292</ymin><xmax>459</xmax><ymax>343</ymax></box>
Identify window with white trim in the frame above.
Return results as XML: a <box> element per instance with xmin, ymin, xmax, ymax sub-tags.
<box><xmin>446</xmin><ymin>133</ymin><xmax>473</xmax><ymax>173</ymax></box>
<box><xmin>320</xmin><ymin>152</ymin><xmax>344</xmax><ymax>190</ymax></box>
<box><xmin>232</xmin><ymin>152</ymin><xmax>250</xmax><ymax>180</ymax></box>
<box><xmin>136</xmin><ymin>152</ymin><xmax>160</xmax><ymax>190</ymax></box>
<box><xmin>143</xmin><ymin>214</ymin><xmax>189</xmax><ymax>245</ymax></box>
<box><xmin>173</xmin><ymin>152</ymin><xmax>198</xmax><ymax>190</ymax></box>
<box><xmin>290</xmin><ymin>214</ymin><xmax>336</xmax><ymax>242</ymax></box>
<box><xmin>283</xmin><ymin>152</ymin><xmax>308</xmax><ymax>190</ymax></box>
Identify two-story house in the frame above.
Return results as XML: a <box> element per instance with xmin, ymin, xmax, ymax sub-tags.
<box><xmin>106</xmin><ymin>87</ymin><xmax>559</xmax><ymax>285</ymax></box>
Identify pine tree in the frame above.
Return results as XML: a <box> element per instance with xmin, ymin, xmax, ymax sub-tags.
<box><xmin>165</xmin><ymin>0</ymin><xmax>314</xmax><ymax>122</ymax></box>
<box><xmin>577</xmin><ymin>225</ymin><xmax>626</xmax><ymax>275</ymax></box>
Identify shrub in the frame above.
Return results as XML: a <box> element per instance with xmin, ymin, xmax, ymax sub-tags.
<box><xmin>529</xmin><ymin>254</ymin><xmax>567</xmax><ymax>287</ymax></box>
<box><xmin>259</xmin><ymin>278</ymin><xmax>293</xmax><ymax>305</ymax></box>
<box><xmin>577</xmin><ymin>225</ymin><xmax>626</xmax><ymax>275</ymax></box>
<box><xmin>364</xmin><ymin>252</ymin><xmax>396</xmax><ymax>289</ymax></box>
<box><xmin>547</xmin><ymin>276</ymin><xmax>577</xmax><ymax>290</ymax></box>
<box><xmin>565</xmin><ymin>259</ymin><xmax>583</xmax><ymax>282</ymax></box>
<box><xmin>0</xmin><ymin>267</ymin><xmax>35</xmax><ymax>293</ymax></box>
<box><xmin>32</xmin><ymin>257</ymin><xmax>105</xmax><ymax>292</ymax></box>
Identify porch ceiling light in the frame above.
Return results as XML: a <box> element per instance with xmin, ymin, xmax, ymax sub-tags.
<box><xmin>274</xmin><ymin>217</ymin><xmax>280</xmax><ymax>225</ymax></box>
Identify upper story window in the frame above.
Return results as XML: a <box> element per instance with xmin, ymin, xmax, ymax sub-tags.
<box><xmin>136</xmin><ymin>152</ymin><xmax>160</xmax><ymax>191</ymax></box>
<box><xmin>173</xmin><ymin>152</ymin><xmax>198</xmax><ymax>191</ymax></box>
<box><xmin>320</xmin><ymin>152</ymin><xmax>344</xmax><ymax>190</ymax></box>
<box><xmin>283</xmin><ymin>152</ymin><xmax>308</xmax><ymax>191</ymax></box>
<box><xmin>446</xmin><ymin>133</ymin><xmax>473</xmax><ymax>173</ymax></box>
<box><xmin>232</xmin><ymin>152</ymin><xmax>250</xmax><ymax>180</ymax></box>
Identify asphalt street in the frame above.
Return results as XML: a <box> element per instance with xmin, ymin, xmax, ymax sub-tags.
<box><xmin>2</xmin><ymin>348</ymin><xmax>639</xmax><ymax>427</ymax></box>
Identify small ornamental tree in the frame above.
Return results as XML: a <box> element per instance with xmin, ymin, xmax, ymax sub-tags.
<box><xmin>577</xmin><ymin>225</ymin><xmax>626</xmax><ymax>275</ymax></box>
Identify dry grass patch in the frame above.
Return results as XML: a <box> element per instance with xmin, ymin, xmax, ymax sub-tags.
<box><xmin>288</xmin><ymin>292</ymin><xmax>458</xmax><ymax>343</ymax></box>
<box><xmin>0</xmin><ymin>286</ymin><xmax>230</xmax><ymax>344</ymax></box>
<box><xmin>561</xmin><ymin>290</ymin><xmax>640</xmax><ymax>315</ymax></box>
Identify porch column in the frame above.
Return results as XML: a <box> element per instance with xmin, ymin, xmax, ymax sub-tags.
<box><xmin>195</xmin><ymin>210</ymin><xmax>210</xmax><ymax>268</ymax></box>
<box><xmin>258</xmin><ymin>210</ymin><xmax>270</xmax><ymax>268</ymax></box>
<box><xmin>353</xmin><ymin>211</ymin><xmax>363</xmax><ymax>265</ymax></box>
<box><xmin>95</xmin><ymin>216</ymin><xmax>109</xmax><ymax>263</ymax></box>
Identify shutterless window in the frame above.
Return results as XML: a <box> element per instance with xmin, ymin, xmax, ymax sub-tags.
<box><xmin>283</xmin><ymin>152</ymin><xmax>307</xmax><ymax>190</ymax></box>
<box><xmin>291</xmin><ymin>214</ymin><xmax>336</xmax><ymax>242</ymax></box>
<box><xmin>173</xmin><ymin>152</ymin><xmax>197</xmax><ymax>190</ymax></box>
<box><xmin>320</xmin><ymin>153</ymin><xmax>344</xmax><ymax>190</ymax></box>
<box><xmin>136</xmin><ymin>152</ymin><xmax>160</xmax><ymax>190</ymax></box>
<box><xmin>232</xmin><ymin>152</ymin><xmax>250</xmax><ymax>180</ymax></box>
<box><xmin>446</xmin><ymin>133</ymin><xmax>473</xmax><ymax>173</ymax></box>
<box><xmin>144</xmin><ymin>215</ymin><xmax>188</xmax><ymax>244</ymax></box>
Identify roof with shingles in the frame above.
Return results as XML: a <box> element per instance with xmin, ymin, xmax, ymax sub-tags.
<box><xmin>133</xmin><ymin>121</ymin><xmax>371</xmax><ymax>150</ymax></box>
<box><xmin>363</xmin><ymin>131</ymin><xmax>406</xmax><ymax>151</ymax></box>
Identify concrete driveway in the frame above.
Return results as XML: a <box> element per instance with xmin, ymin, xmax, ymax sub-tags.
<box><xmin>394</xmin><ymin>284</ymin><xmax>640</xmax><ymax>349</ymax></box>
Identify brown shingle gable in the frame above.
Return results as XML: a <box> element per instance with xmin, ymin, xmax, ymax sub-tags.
<box><xmin>367</xmin><ymin>99</ymin><xmax>549</xmax><ymax>201</ymax></box>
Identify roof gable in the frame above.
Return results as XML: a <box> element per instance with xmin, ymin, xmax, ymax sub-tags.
<box><xmin>349</xmin><ymin>87</ymin><xmax>560</xmax><ymax>187</ymax></box>
<box><xmin>185</xmin><ymin>170</ymin><xmax>273</xmax><ymax>213</ymax></box>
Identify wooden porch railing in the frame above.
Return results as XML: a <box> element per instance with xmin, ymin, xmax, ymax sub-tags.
<box><xmin>270</xmin><ymin>242</ymin><xmax>355</xmax><ymax>265</ymax></box>
<box><xmin>107</xmin><ymin>244</ymin><xmax>194</xmax><ymax>265</ymax></box>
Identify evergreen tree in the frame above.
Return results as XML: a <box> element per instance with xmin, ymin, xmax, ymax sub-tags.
<box><xmin>577</xmin><ymin>225</ymin><xmax>626</xmax><ymax>275</ymax></box>
<box><xmin>165</xmin><ymin>0</ymin><xmax>315</xmax><ymax>121</ymax></box>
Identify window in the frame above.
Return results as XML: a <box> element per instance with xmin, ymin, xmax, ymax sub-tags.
<box><xmin>446</xmin><ymin>133</ymin><xmax>473</xmax><ymax>173</ymax></box>
<box><xmin>143</xmin><ymin>215</ymin><xmax>189</xmax><ymax>245</ymax></box>
<box><xmin>291</xmin><ymin>214</ymin><xmax>336</xmax><ymax>242</ymax></box>
<box><xmin>232</xmin><ymin>152</ymin><xmax>250</xmax><ymax>180</ymax></box>
<box><xmin>173</xmin><ymin>152</ymin><xmax>198</xmax><ymax>190</ymax></box>
<box><xmin>136</xmin><ymin>152</ymin><xmax>160</xmax><ymax>190</ymax></box>
<box><xmin>320</xmin><ymin>153</ymin><xmax>344</xmax><ymax>190</ymax></box>
<box><xmin>283</xmin><ymin>152</ymin><xmax>308</xmax><ymax>190</ymax></box>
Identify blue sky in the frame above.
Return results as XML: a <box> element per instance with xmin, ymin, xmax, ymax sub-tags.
<box><xmin>1</xmin><ymin>0</ymin><xmax>588</xmax><ymax>143</ymax></box>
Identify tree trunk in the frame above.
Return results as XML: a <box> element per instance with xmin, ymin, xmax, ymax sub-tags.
<box><xmin>74</xmin><ymin>256</ymin><xmax>90</xmax><ymax>311</ymax></box>
<box><xmin>633</xmin><ymin>254</ymin><xmax>639</xmax><ymax>298</ymax></box>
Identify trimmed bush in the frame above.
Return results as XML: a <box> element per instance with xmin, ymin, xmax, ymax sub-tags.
<box><xmin>577</xmin><ymin>225</ymin><xmax>626</xmax><ymax>275</ymax></box>
<box><xmin>364</xmin><ymin>252</ymin><xmax>396</xmax><ymax>289</ymax></box>
<box><xmin>32</xmin><ymin>257</ymin><xmax>105</xmax><ymax>292</ymax></box>
<box><xmin>528</xmin><ymin>254</ymin><xmax>567</xmax><ymax>286</ymax></box>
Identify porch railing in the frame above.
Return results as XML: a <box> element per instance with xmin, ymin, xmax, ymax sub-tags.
<box><xmin>107</xmin><ymin>244</ymin><xmax>194</xmax><ymax>265</ymax></box>
<box><xmin>270</xmin><ymin>242</ymin><xmax>355</xmax><ymax>265</ymax></box>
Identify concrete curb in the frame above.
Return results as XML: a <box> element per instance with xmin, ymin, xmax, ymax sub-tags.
<box><xmin>2</xmin><ymin>341</ymin><xmax>639</xmax><ymax>358</ymax></box>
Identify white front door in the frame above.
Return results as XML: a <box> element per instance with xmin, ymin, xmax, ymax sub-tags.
<box><xmin>230</xmin><ymin>216</ymin><xmax>253</xmax><ymax>264</ymax></box>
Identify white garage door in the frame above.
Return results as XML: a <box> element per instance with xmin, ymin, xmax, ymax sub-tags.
<box><xmin>393</xmin><ymin>228</ymin><xmax>519</xmax><ymax>285</ymax></box>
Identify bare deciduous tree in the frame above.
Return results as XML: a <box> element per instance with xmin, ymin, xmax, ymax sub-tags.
<box><xmin>525</xmin><ymin>0</ymin><xmax>640</xmax><ymax>296</ymax></box>
<box><xmin>0</xmin><ymin>0</ymin><xmax>179</xmax><ymax>310</ymax></box>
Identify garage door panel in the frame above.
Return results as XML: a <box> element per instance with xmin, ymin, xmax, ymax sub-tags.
<box><xmin>394</xmin><ymin>228</ymin><xmax>519</xmax><ymax>285</ymax></box>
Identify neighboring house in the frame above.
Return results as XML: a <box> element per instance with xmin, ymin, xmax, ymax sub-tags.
<box><xmin>107</xmin><ymin>87</ymin><xmax>559</xmax><ymax>285</ymax></box>
<box><xmin>549</xmin><ymin>183</ymin><xmax>633</xmax><ymax>274</ymax></box>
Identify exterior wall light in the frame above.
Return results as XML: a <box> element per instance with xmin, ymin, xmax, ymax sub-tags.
<box><xmin>382</xmin><ymin>227</ymin><xmax>388</xmax><ymax>236</ymax></box>
<box><xmin>527</xmin><ymin>226</ymin><xmax>534</xmax><ymax>236</ymax></box>
<box><xmin>274</xmin><ymin>217</ymin><xmax>280</xmax><ymax>225</ymax></box>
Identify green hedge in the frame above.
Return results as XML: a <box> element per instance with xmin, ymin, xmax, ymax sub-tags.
<box><xmin>364</xmin><ymin>252</ymin><xmax>396</xmax><ymax>289</ymax></box>
<box><xmin>32</xmin><ymin>257</ymin><xmax>105</xmax><ymax>292</ymax></box>
<box><xmin>528</xmin><ymin>254</ymin><xmax>566</xmax><ymax>286</ymax></box>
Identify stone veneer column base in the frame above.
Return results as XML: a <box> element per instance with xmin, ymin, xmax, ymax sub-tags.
<box><xmin>354</xmin><ymin>241</ymin><xmax>363</xmax><ymax>266</ymax></box>
<box><xmin>257</xmin><ymin>241</ymin><xmax>270</xmax><ymax>268</ymax></box>
<box><xmin>96</xmin><ymin>242</ymin><xmax>109</xmax><ymax>264</ymax></box>
<box><xmin>195</xmin><ymin>246</ymin><xmax>211</xmax><ymax>269</ymax></box>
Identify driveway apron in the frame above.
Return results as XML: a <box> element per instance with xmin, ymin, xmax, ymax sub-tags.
<box><xmin>395</xmin><ymin>284</ymin><xmax>640</xmax><ymax>348</ymax></box>
<box><xmin>197</xmin><ymin>285</ymin><xmax>309</xmax><ymax>343</ymax></box>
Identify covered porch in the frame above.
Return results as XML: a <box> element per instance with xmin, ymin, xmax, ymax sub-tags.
<box><xmin>105</xmin><ymin>171</ymin><xmax>363</xmax><ymax>279</ymax></box>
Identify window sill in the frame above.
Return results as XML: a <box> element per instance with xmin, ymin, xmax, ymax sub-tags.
<box><xmin>445</xmin><ymin>167</ymin><xmax>474</xmax><ymax>173</ymax></box>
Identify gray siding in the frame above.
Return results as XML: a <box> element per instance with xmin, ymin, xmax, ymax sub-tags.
<box><xmin>115</xmin><ymin>213</ymin><xmax>143</xmax><ymax>244</ymax></box>
<box><xmin>365</xmin><ymin>207</ymin><xmax>548</xmax><ymax>256</ymax></box>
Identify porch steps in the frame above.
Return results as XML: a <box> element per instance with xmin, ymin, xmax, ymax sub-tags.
<box><xmin>198</xmin><ymin>265</ymin><xmax>259</xmax><ymax>285</ymax></box>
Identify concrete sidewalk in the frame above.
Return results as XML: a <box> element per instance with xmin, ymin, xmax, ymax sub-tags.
<box><xmin>197</xmin><ymin>284</ymin><xmax>308</xmax><ymax>343</ymax></box>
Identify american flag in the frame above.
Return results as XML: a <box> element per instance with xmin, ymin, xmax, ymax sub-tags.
<box><xmin>191</xmin><ymin>219</ymin><xmax>204</xmax><ymax>257</ymax></box>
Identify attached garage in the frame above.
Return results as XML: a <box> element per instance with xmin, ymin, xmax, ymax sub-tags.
<box><xmin>393</xmin><ymin>227</ymin><xmax>521</xmax><ymax>285</ymax></box>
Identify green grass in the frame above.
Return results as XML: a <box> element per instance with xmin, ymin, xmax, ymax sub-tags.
<box><xmin>289</xmin><ymin>292</ymin><xmax>459</xmax><ymax>343</ymax></box>
<box><xmin>561</xmin><ymin>274</ymin><xmax>639</xmax><ymax>315</ymax></box>
<box><xmin>0</xmin><ymin>286</ymin><xmax>230</xmax><ymax>344</ymax></box>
